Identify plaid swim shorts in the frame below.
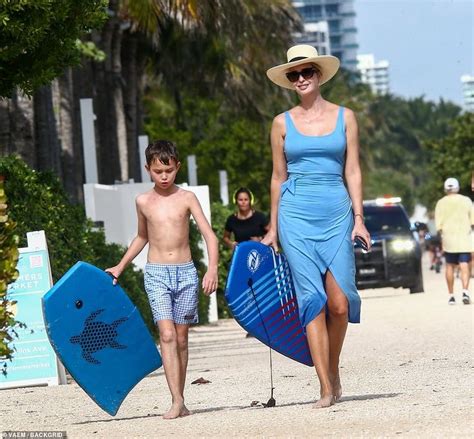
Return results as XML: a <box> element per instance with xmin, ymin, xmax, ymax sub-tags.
<box><xmin>144</xmin><ymin>261</ymin><xmax>199</xmax><ymax>325</ymax></box>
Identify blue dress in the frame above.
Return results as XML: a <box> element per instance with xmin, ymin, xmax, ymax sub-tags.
<box><xmin>278</xmin><ymin>107</ymin><xmax>361</xmax><ymax>327</ymax></box>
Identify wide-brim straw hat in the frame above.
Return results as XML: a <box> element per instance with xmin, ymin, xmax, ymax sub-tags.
<box><xmin>266</xmin><ymin>44</ymin><xmax>340</xmax><ymax>89</ymax></box>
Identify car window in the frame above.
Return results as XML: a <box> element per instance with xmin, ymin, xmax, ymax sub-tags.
<box><xmin>364</xmin><ymin>206</ymin><xmax>411</xmax><ymax>233</ymax></box>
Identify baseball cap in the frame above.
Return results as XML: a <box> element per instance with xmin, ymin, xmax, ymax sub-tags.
<box><xmin>444</xmin><ymin>177</ymin><xmax>460</xmax><ymax>191</ymax></box>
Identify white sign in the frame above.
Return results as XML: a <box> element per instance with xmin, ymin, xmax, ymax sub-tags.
<box><xmin>0</xmin><ymin>231</ymin><xmax>66</xmax><ymax>389</ymax></box>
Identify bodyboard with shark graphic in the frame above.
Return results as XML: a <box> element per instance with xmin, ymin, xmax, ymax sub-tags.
<box><xmin>225</xmin><ymin>242</ymin><xmax>313</xmax><ymax>367</ymax></box>
<box><xmin>42</xmin><ymin>261</ymin><xmax>162</xmax><ymax>416</ymax></box>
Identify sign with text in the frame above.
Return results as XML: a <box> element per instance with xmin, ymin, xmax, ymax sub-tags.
<box><xmin>0</xmin><ymin>231</ymin><xmax>65</xmax><ymax>389</ymax></box>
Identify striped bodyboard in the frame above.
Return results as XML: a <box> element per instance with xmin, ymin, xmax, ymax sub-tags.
<box><xmin>225</xmin><ymin>242</ymin><xmax>313</xmax><ymax>366</ymax></box>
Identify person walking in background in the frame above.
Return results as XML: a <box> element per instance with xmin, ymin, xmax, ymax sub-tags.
<box><xmin>223</xmin><ymin>187</ymin><xmax>269</xmax><ymax>250</ymax></box>
<box><xmin>435</xmin><ymin>177</ymin><xmax>473</xmax><ymax>305</ymax></box>
<box><xmin>262</xmin><ymin>45</ymin><xmax>370</xmax><ymax>408</ymax></box>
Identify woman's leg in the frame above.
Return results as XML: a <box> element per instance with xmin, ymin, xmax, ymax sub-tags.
<box><xmin>306</xmin><ymin>311</ymin><xmax>334</xmax><ymax>408</ymax></box>
<box><xmin>325</xmin><ymin>270</ymin><xmax>349</xmax><ymax>401</ymax></box>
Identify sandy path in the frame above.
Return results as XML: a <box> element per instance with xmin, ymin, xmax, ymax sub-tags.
<box><xmin>2</xmin><ymin>256</ymin><xmax>472</xmax><ymax>438</ymax></box>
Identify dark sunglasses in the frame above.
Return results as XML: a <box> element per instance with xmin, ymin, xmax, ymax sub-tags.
<box><xmin>286</xmin><ymin>67</ymin><xmax>316</xmax><ymax>83</ymax></box>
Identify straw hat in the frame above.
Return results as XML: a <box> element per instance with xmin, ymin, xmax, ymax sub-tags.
<box><xmin>266</xmin><ymin>44</ymin><xmax>340</xmax><ymax>89</ymax></box>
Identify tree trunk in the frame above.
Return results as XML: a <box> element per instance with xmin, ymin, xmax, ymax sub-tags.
<box><xmin>93</xmin><ymin>1</ymin><xmax>127</xmax><ymax>184</ymax></box>
<box><xmin>111</xmin><ymin>20</ymin><xmax>128</xmax><ymax>182</ymax></box>
<box><xmin>33</xmin><ymin>84</ymin><xmax>62</xmax><ymax>177</ymax></box>
<box><xmin>57</xmin><ymin>68</ymin><xmax>82</xmax><ymax>203</ymax></box>
<box><xmin>122</xmin><ymin>31</ymin><xmax>140</xmax><ymax>181</ymax></box>
<box><xmin>0</xmin><ymin>99</ymin><xmax>13</xmax><ymax>156</ymax></box>
<box><xmin>71</xmin><ymin>60</ymin><xmax>96</xmax><ymax>201</ymax></box>
<box><xmin>0</xmin><ymin>91</ymin><xmax>35</xmax><ymax>166</ymax></box>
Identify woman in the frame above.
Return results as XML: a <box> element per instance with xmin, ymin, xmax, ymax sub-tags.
<box><xmin>262</xmin><ymin>45</ymin><xmax>371</xmax><ymax>408</ymax></box>
<box><xmin>223</xmin><ymin>187</ymin><xmax>269</xmax><ymax>250</ymax></box>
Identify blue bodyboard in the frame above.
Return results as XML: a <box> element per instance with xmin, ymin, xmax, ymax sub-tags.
<box><xmin>42</xmin><ymin>261</ymin><xmax>162</xmax><ymax>416</ymax></box>
<box><xmin>225</xmin><ymin>242</ymin><xmax>313</xmax><ymax>366</ymax></box>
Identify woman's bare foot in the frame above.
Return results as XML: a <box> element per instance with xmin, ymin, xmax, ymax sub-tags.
<box><xmin>313</xmin><ymin>394</ymin><xmax>335</xmax><ymax>409</ymax></box>
<box><xmin>332</xmin><ymin>375</ymin><xmax>342</xmax><ymax>402</ymax></box>
<box><xmin>180</xmin><ymin>404</ymin><xmax>191</xmax><ymax>417</ymax></box>
<box><xmin>163</xmin><ymin>402</ymin><xmax>185</xmax><ymax>420</ymax></box>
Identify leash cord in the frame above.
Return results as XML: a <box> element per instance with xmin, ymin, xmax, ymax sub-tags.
<box><xmin>248</xmin><ymin>277</ymin><xmax>275</xmax><ymax>404</ymax></box>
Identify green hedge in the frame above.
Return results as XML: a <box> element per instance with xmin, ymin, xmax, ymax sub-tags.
<box><xmin>0</xmin><ymin>174</ymin><xmax>21</xmax><ymax>375</ymax></box>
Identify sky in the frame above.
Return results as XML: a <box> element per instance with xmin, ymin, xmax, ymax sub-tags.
<box><xmin>355</xmin><ymin>0</ymin><xmax>473</xmax><ymax>106</ymax></box>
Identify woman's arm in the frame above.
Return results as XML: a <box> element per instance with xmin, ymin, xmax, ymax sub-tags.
<box><xmin>344</xmin><ymin>109</ymin><xmax>371</xmax><ymax>248</ymax></box>
<box><xmin>223</xmin><ymin>229</ymin><xmax>237</xmax><ymax>250</ymax></box>
<box><xmin>262</xmin><ymin>114</ymin><xmax>287</xmax><ymax>252</ymax></box>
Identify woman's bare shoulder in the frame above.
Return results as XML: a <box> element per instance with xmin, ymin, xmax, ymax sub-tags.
<box><xmin>273</xmin><ymin>111</ymin><xmax>286</xmax><ymax>126</ymax></box>
<box><xmin>273</xmin><ymin>110</ymin><xmax>291</xmax><ymax>135</ymax></box>
<box><xmin>343</xmin><ymin>106</ymin><xmax>357</xmax><ymax>125</ymax></box>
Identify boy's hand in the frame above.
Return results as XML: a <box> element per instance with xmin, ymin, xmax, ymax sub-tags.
<box><xmin>104</xmin><ymin>266</ymin><xmax>122</xmax><ymax>285</ymax></box>
<box><xmin>202</xmin><ymin>268</ymin><xmax>218</xmax><ymax>296</ymax></box>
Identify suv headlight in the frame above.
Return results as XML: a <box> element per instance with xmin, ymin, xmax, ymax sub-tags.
<box><xmin>391</xmin><ymin>239</ymin><xmax>415</xmax><ymax>252</ymax></box>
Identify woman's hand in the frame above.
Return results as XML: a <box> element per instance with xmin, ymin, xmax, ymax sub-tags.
<box><xmin>351</xmin><ymin>217</ymin><xmax>371</xmax><ymax>251</ymax></box>
<box><xmin>261</xmin><ymin>229</ymin><xmax>279</xmax><ymax>253</ymax></box>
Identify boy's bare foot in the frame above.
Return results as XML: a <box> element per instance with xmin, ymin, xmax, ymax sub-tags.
<box><xmin>313</xmin><ymin>394</ymin><xmax>335</xmax><ymax>409</ymax></box>
<box><xmin>163</xmin><ymin>402</ymin><xmax>185</xmax><ymax>420</ymax></box>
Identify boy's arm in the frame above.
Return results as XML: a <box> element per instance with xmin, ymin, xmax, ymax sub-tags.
<box><xmin>105</xmin><ymin>197</ymin><xmax>148</xmax><ymax>284</ymax></box>
<box><xmin>188</xmin><ymin>192</ymin><xmax>218</xmax><ymax>295</ymax></box>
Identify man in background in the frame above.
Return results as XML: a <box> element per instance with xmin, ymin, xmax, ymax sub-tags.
<box><xmin>435</xmin><ymin>178</ymin><xmax>473</xmax><ymax>305</ymax></box>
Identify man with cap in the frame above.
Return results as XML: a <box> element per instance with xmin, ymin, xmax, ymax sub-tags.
<box><xmin>435</xmin><ymin>178</ymin><xmax>473</xmax><ymax>304</ymax></box>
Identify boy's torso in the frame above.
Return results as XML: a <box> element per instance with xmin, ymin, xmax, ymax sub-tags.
<box><xmin>139</xmin><ymin>186</ymin><xmax>193</xmax><ymax>264</ymax></box>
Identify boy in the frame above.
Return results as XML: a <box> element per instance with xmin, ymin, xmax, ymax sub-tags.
<box><xmin>106</xmin><ymin>140</ymin><xmax>218</xmax><ymax>419</ymax></box>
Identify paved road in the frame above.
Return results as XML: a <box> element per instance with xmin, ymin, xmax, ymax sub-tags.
<box><xmin>2</xmin><ymin>255</ymin><xmax>473</xmax><ymax>437</ymax></box>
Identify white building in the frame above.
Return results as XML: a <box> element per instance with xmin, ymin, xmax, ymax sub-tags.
<box><xmin>460</xmin><ymin>75</ymin><xmax>474</xmax><ymax>112</ymax></box>
<box><xmin>292</xmin><ymin>0</ymin><xmax>359</xmax><ymax>71</ymax></box>
<box><xmin>357</xmin><ymin>54</ymin><xmax>390</xmax><ymax>95</ymax></box>
<box><xmin>293</xmin><ymin>21</ymin><xmax>331</xmax><ymax>56</ymax></box>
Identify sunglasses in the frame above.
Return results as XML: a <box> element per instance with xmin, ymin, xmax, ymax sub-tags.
<box><xmin>286</xmin><ymin>67</ymin><xmax>316</xmax><ymax>83</ymax></box>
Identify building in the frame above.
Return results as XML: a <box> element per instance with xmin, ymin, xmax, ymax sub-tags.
<box><xmin>293</xmin><ymin>21</ymin><xmax>331</xmax><ymax>56</ymax></box>
<box><xmin>460</xmin><ymin>75</ymin><xmax>474</xmax><ymax>112</ymax></box>
<box><xmin>292</xmin><ymin>0</ymin><xmax>358</xmax><ymax>71</ymax></box>
<box><xmin>357</xmin><ymin>54</ymin><xmax>390</xmax><ymax>95</ymax></box>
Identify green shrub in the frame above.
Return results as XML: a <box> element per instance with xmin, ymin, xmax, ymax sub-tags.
<box><xmin>0</xmin><ymin>174</ymin><xmax>21</xmax><ymax>374</ymax></box>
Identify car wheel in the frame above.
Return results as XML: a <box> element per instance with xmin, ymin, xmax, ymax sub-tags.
<box><xmin>409</xmin><ymin>275</ymin><xmax>424</xmax><ymax>294</ymax></box>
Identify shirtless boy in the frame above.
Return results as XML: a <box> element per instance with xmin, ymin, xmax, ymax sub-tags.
<box><xmin>106</xmin><ymin>140</ymin><xmax>218</xmax><ymax>419</ymax></box>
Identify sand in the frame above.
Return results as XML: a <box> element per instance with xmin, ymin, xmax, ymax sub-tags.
<box><xmin>2</xmin><ymin>256</ymin><xmax>473</xmax><ymax>438</ymax></box>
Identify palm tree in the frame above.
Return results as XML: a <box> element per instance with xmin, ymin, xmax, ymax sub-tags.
<box><xmin>2</xmin><ymin>0</ymin><xmax>301</xmax><ymax>193</ymax></box>
<box><xmin>96</xmin><ymin>0</ymin><xmax>300</xmax><ymax>182</ymax></box>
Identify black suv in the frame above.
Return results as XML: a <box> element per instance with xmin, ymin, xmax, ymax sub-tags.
<box><xmin>354</xmin><ymin>199</ymin><xmax>424</xmax><ymax>294</ymax></box>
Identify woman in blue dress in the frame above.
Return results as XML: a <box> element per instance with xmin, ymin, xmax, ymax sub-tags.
<box><xmin>262</xmin><ymin>45</ymin><xmax>371</xmax><ymax>408</ymax></box>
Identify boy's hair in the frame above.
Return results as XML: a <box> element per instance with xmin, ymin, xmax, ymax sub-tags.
<box><xmin>145</xmin><ymin>140</ymin><xmax>179</xmax><ymax>166</ymax></box>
